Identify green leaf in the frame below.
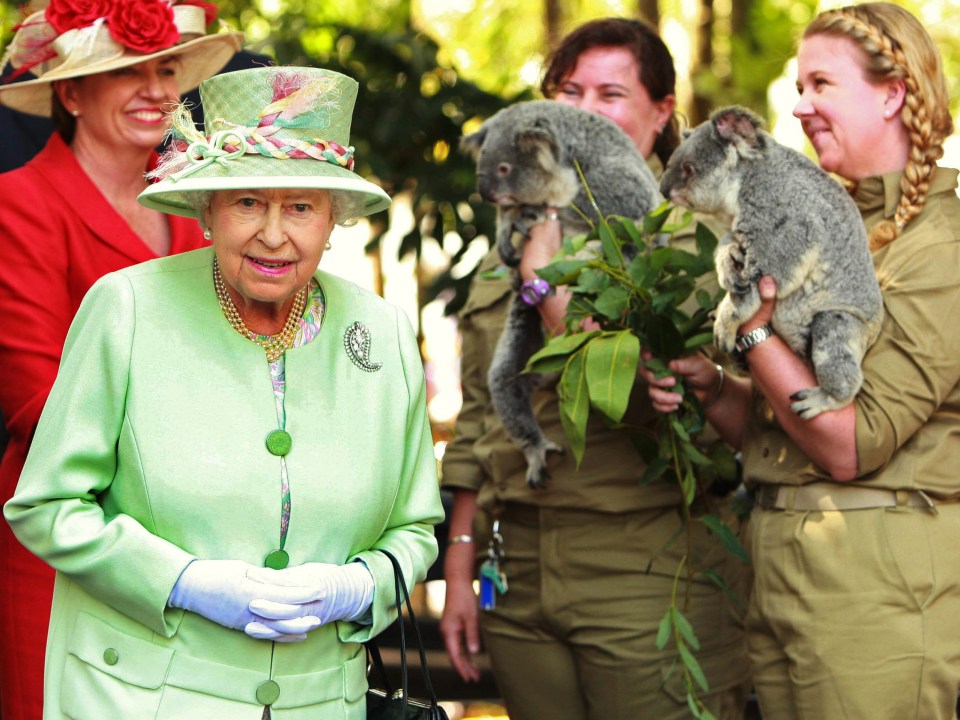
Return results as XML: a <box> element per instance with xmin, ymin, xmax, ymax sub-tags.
<box><xmin>640</xmin><ymin>456</ymin><xmax>669</xmax><ymax>486</ymax></box>
<box><xmin>598</xmin><ymin>222</ymin><xmax>622</xmax><ymax>266</ymax></box>
<box><xmin>522</xmin><ymin>354</ymin><xmax>568</xmax><ymax>375</ymax></box>
<box><xmin>699</xmin><ymin>568</ymin><xmax>729</xmax><ymax>592</ymax></box>
<box><xmin>681</xmin><ymin>468</ymin><xmax>697</xmax><ymax>506</ymax></box>
<box><xmin>630</xmin><ymin>431</ymin><xmax>659</xmax><ymax>463</ymax></box>
<box><xmin>537</xmin><ymin>259</ymin><xmax>590</xmax><ymax>286</ymax></box>
<box><xmin>695</xmin><ymin>221</ymin><xmax>720</xmax><ymax>258</ymax></box>
<box><xmin>645</xmin><ymin>314</ymin><xmax>686</xmax><ymax>360</ymax></box>
<box><xmin>528</xmin><ymin>331</ymin><xmax>598</xmax><ymax>369</ymax></box>
<box><xmin>656</xmin><ymin>609</ymin><xmax>672</xmax><ymax>650</ymax></box>
<box><xmin>594</xmin><ymin>286</ymin><xmax>631</xmax><ymax>320</ymax></box>
<box><xmin>670</xmin><ymin>417</ymin><xmax>691</xmax><ymax>442</ymax></box>
<box><xmin>678</xmin><ymin>643</ymin><xmax>710</xmax><ymax>692</ymax></box>
<box><xmin>682</xmin><ymin>442</ymin><xmax>713</xmax><ymax>466</ymax></box>
<box><xmin>558</xmin><ymin>350</ymin><xmax>590</xmax><ymax>466</ymax></box>
<box><xmin>671</xmin><ymin>607</ymin><xmax>701</xmax><ymax>651</ymax></box>
<box><xmin>700</xmin><ymin>708</ymin><xmax>718</xmax><ymax>720</ymax></box>
<box><xmin>683</xmin><ymin>332</ymin><xmax>715</xmax><ymax>351</ymax></box>
<box><xmin>698</xmin><ymin>515</ymin><xmax>749</xmax><ymax>563</ymax></box>
<box><xmin>687</xmin><ymin>692</ymin><xmax>703</xmax><ymax>719</ymax></box>
<box><xmin>643</xmin><ymin>201</ymin><xmax>673</xmax><ymax>235</ymax></box>
<box><xmin>696</xmin><ymin>288</ymin><xmax>715</xmax><ymax>310</ymax></box>
<box><xmin>572</xmin><ymin>268</ymin><xmax>607</xmax><ymax>294</ymax></box>
<box><xmin>584</xmin><ymin>331</ymin><xmax>640</xmax><ymax>422</ymax></box>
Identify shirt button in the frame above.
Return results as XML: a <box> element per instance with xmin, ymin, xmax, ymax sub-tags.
<box><xmin>256</xmin><ymin>679</ymin><xmax>281</xmax><ymax>705</ymax></box>
<box><xmin>266</xmin><ymin>430</ymin><xmax>292</xmax><ymax>456</ymax></box>
<box><xmin>103</xmin><ymin>648</ymin><xmax>119</xmax><ymax>666</ymax></box>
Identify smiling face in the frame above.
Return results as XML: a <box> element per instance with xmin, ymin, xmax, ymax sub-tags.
<box><xmin>205</xmin><ymin>188</ymin><xmax>334</xmax><ymax>332</ymax></box>
<box><xmin>552</xmin><ymin>45</ymin><xmax>674</xmax><ymax>158</ymax></box>
<box><xmin>793</xmin><ymin>34</ymin><xmax>908</xmax><ymax>181</ymax></box>
<box><xmin>57</xmin><ymin>56</ymin><xmax>182</xmax><ymax>153</ymax></box>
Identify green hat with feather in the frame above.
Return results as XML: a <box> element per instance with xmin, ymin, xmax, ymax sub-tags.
<box><xmin>138</xmin><ymin>66</ymin><xmax>391</xmax><ymax>223</ymax></box>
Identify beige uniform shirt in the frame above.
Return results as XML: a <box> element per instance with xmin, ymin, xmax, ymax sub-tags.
<box><xmin>741</xmin><ymin>167</ymin><xmax>960</xmax><ymax>497</ymax></box>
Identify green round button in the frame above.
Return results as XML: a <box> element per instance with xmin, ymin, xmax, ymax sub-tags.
<box><xmin>264</xmin><ymin>549</ymin><xmax>289</xmax><ymax>570</ymax></box>
<box><xmin>256</xmin><ymin>680</ymin><xmax>281</xmax><ymax>706</ymax></box>
<box><xmin>265</xmin><ymin>430</ymin><xmax>292</xmax><ymax>456</ymax></box>
<box><xmin>103</xmin><ymin>648</ymin><xmax>119</xmax><ymax>666</ymax></box>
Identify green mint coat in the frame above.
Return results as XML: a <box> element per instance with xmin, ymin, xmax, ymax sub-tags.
<box><xmin>4</xmin><ymin>247</ymin><xmax>443</xmax><ymax>719</ymax></box>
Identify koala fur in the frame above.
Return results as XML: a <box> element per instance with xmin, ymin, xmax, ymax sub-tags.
<box><xmin>462</xmin><ymin>100</ymin><xmax>663</xmax><ymax>487</ymax></box>
<box><xmin>660</xmin><ymin>106</ymin><xmax>883</xmax><ymax>419</ymax></box>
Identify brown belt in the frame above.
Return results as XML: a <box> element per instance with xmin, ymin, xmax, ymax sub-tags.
<box><xmin>755</xmin><ymin>482</ymin><xmax>938</xmax><ymax>512</ymax></box>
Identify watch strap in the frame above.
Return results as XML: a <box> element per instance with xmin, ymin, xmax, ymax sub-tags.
<box><xmin>734</xmin><ymin>324</ymin><xmax>775</xmax><ymax>356</ymax></box>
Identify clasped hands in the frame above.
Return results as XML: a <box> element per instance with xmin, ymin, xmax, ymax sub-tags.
<box><xmin>169</xmin><ymin>559</ymin><xmax>375</xmax><ymax>643</ymax></box>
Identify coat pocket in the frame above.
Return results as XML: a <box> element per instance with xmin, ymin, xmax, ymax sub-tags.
<box><xmin>61</xmin><ymin>611</ymin><xmax>173</xmax><ymax>718</ymax></box>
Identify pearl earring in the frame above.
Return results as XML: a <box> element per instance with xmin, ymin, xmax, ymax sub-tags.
<box><xmin>71</xmin><ymin>109</ymin><xmax>80</xmax><ymax>117</ymax></box>
<box><xmin>325</xmin><ymin>240</ymin><xmax>332</xmax><ymax>251</ymax></box>
<box><xmin>203</xmin><ymin>229</ymin><xmax>212</xmax><ymax>240</ymax></box>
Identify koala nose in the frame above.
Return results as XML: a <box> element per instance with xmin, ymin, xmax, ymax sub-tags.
<box><xmin>658</xmin><ymin>173</ymin><xmax>672</xmax><ymax>197</ymax></box>
<box><xmin>477</xmin><ymin>176</ymin><xmax>497</xmax><ymax>203</ymax></box>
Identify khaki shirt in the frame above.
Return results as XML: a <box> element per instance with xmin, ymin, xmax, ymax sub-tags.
<box><xmin>741</xmin><ymin>167</ymin><xmax>960</xmax><ymax>497</ymax></box>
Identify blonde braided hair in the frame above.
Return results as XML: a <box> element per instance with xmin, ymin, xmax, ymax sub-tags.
<box><xmin>804</xmin><ymin>3</ymin><xmax>953</xmax><ymax>250</ymax></box>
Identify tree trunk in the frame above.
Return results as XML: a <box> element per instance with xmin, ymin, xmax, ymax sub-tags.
<box><xmin>636</xmin><ymin>0</ymin><xmax>660</xmax><ymax>28</ymax></box>
<box><xmin>691</xmin><ymin>0</ymin><xmax>714</xmax><ymax>125</ymax></box>
<box><xmin>544</xmin><ymin>0</ymin><xmax>563</xmax><ymax>52</ymax></box>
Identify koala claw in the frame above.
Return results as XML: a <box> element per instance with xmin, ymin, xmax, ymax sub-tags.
<box><xmin>523</xmin><ymin>441</ymin><xmax>565</xmax><ymax>489</ymax></box>
<box><xmin>789</xmin><ymin>386</ymin><xmax>846</xmax><ymax>420</ymax></box>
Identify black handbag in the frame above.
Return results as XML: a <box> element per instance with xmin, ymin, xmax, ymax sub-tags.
<box><xmin>365</xmin><ymin>549</ymin><xmax>448</xmax><ymax>720</ymax></box>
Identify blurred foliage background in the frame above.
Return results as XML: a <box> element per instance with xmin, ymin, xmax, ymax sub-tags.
<box><xmin>2</xmin><ymin>0</ymin><xmax>959</xmax><ymax>316</ymax></box>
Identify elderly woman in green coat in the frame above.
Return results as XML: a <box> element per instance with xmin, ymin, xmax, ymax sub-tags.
<box><xmin>4</xmin><ymin>66</ymin><xmax>443</xmax><ymax>720</ymax></box>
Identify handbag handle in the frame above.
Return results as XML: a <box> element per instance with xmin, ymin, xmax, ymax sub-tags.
<box><xmin>368</xmin><ymin>548</ymin><xmax>441</xmax><ymax>714</ymax></box>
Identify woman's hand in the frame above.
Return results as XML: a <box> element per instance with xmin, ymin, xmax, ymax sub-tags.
<box><xmin>168</xmin><ymin>559</ymin><xmax>321</xmax><ymax>642</ymax></box>
<box><xmin>439</xmin><ymin>544</ymin><xmax>483</xmax><ymax>683</ymax></box>
<box><xmin>643</xmin><ymin>351</ymin><xmax>722</xmax><ymax>414</ymax></box>
<box><xmin>244</xmin><ymin>562</ymin><xmax>375</xmax><ymax>639</ymax></box>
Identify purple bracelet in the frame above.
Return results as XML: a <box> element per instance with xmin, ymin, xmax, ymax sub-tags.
<box><xmin>519</xmin><ymin>277</ymin><xmax>551</xmax><ymax>306</ymax></box>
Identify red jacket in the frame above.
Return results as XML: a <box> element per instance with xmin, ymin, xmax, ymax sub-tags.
<box><xmin>0</xmin><ymin>132</ymin><xmax>207</xmax><ymax>720</ymax></box>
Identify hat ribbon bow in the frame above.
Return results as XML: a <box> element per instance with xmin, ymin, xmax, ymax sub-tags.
<box><xmin>169</xmin><ymin>130</ymin><xmax>248</xmax><ymax>182</ymax></box>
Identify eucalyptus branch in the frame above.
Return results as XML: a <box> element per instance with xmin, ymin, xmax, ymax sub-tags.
<box><xmin>525</xmin><ymin>197</ymin><xmax>747</xmax><ymax>718</ymax></box>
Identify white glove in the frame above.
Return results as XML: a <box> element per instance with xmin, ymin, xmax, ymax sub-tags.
<box><xmin>168</xmin><ymin>560</ymin><xmax>320</xmax><ymax>642</ymax></box>
<box><xmin>245</xmin><ymin>561</ymin><xmax>375</xmax><ymax>640</ymax></box>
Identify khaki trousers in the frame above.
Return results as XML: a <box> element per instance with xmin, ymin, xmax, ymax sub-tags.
<box><xmin>475</xmin><ymin>503</ymin><xmax>750</xmax><ymax>720</ymax></box>
<box><xmin>748</xmin><ymin>502</ymin><xmax>960</xmax><ymax>720</ymax></box>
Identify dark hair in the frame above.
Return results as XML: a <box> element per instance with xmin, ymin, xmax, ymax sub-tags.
<box><xmin>541</xmin><ymin>17</ymin><xmax>679</xmax><ymax>164</ymax></box>
<box><xmin>51</xmin><ymin>81</ymin><xmax>78</xmax><ymax>145</ymax></box>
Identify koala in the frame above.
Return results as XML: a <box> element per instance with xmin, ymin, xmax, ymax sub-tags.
<box><xmin>660</xmin><ymin>106</ymin><xmax>883</xmax><ymax>419</ymax></box>
<box><xmin>462</xmin><ymin>100</ymin><xmax>663</xmax><ymax>487</ymax></box>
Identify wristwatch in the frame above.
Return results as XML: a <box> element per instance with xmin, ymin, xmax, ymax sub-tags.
<box><xmin>519</xmin><ymin>277</ymin><xmax>551</xmax><ymax>306</ymax></box>
<box><xmin>734</xmin><ymin>324</ymin><xmax>775</xmax><ymax>358</ymax></box>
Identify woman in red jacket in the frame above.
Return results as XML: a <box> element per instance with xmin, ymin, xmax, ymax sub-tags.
<box><xmin>0</xmin><ymin>3</ymin><xmax>241</xmax><ymax>718</ymax></box>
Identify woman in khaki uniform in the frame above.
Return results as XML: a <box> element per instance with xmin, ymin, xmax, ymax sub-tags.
<box><xmin>439</xmin><ymin>18</ymin><xmax>750</xmax><ymax>720</ymax></box>
<box><xmin>648</xmin><ymin>4</ymin><xmax>960</xmax><ymax>718</ymax></box>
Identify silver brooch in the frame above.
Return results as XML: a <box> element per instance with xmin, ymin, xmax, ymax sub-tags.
<box><xmin>344</xmin><ymin>321</ymin><xmax>382</xmax><ymax>372</ymax></box>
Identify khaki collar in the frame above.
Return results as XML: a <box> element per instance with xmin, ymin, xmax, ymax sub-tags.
<box><xmin>853</xmin><ymin>167</ymin><xmax>960</xmax><ymax>219</ymax></box>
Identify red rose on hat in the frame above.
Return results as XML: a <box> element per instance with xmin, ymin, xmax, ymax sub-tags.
<box><xmin>109</xmin><ymin>0</ymin><xmax>179</xmax><ymax>54</ymax></box>
<box><xmin>45</xmin><ymin>0</ymin><xmax>115</xmax><ymax>34</ymax></box>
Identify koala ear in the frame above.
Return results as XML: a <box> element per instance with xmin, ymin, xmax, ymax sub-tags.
<box><xmin>711</xmin><ymin>106</ymin><xmax>765</xmax><ymax>156</ymax></box>
<box><xmin>459</xmin><ymin>126</ymin><xmax>488</xmax><ymax>160</ymax></box>
<box><xmin>516</xmin><ymin>120</ymin><xmax>558</xmax><ymax>155</ymax></box>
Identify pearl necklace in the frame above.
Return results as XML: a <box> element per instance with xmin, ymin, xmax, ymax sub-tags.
<box><xmin>212</xmin><ymin>257</ymin><xmax>308</xmax><ymax>362</ymax></box>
